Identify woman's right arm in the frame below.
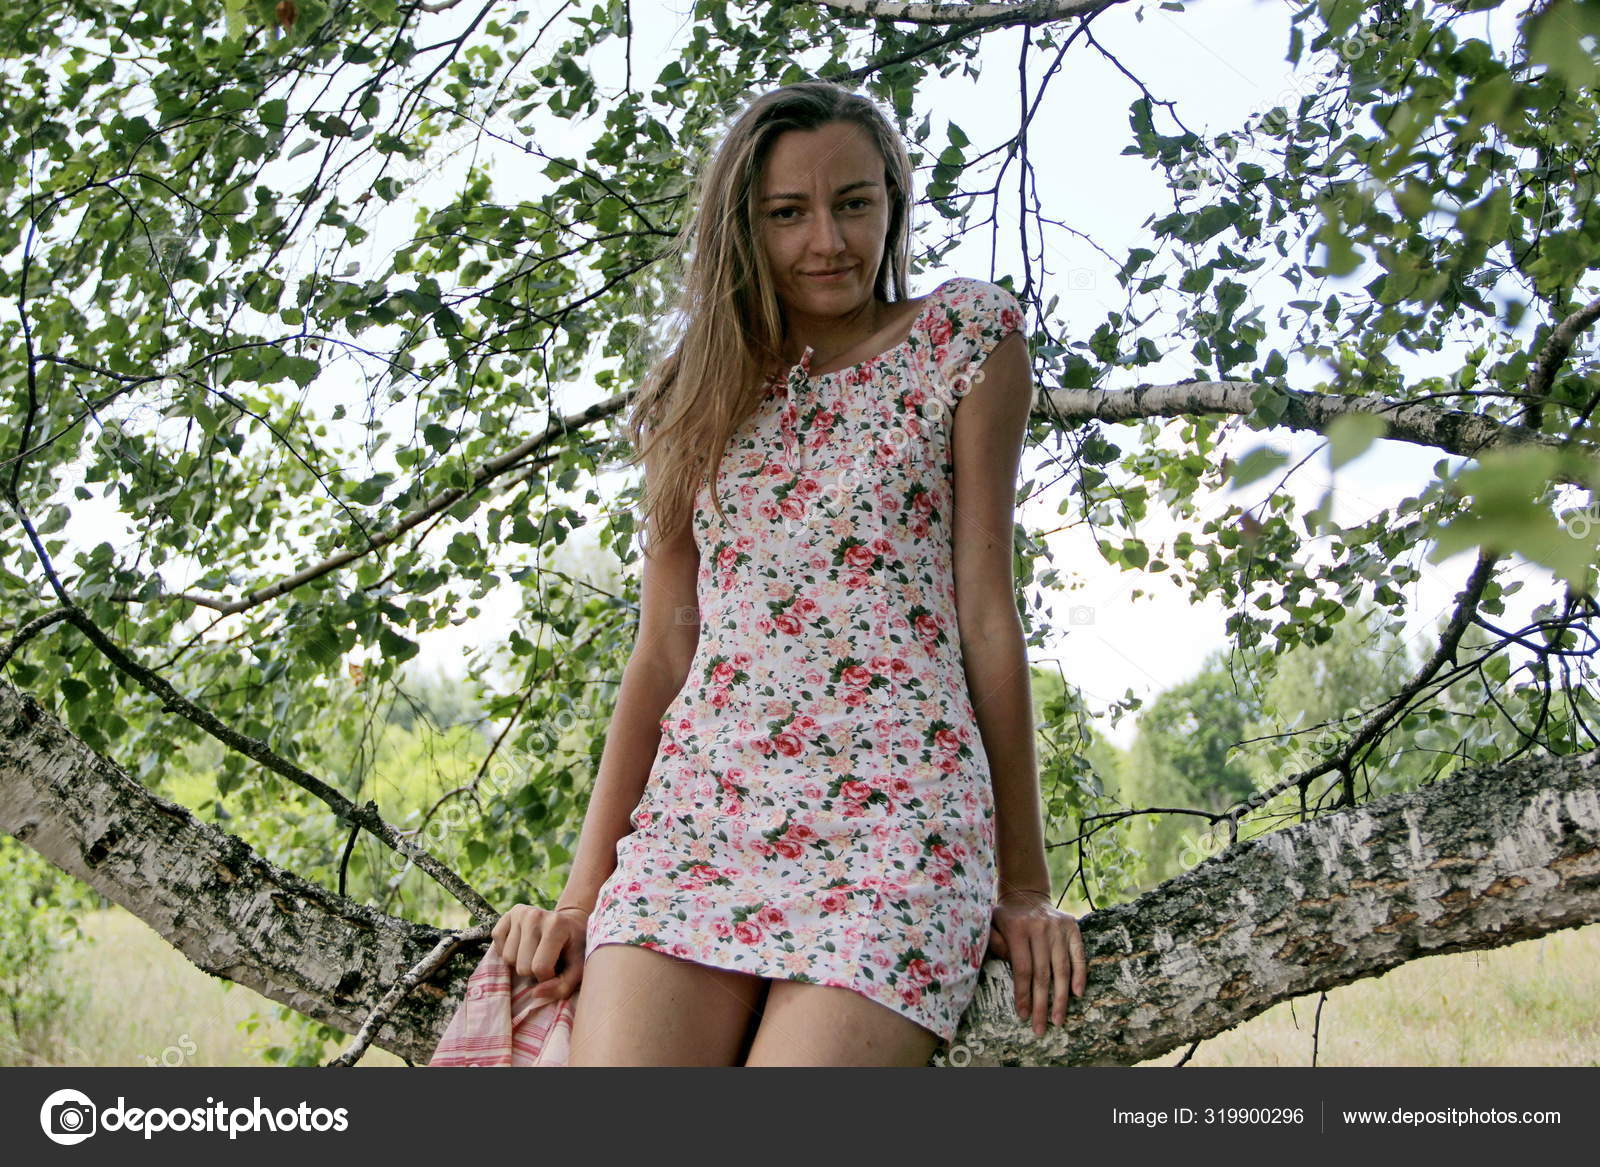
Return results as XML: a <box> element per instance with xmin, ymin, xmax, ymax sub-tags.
<box><xmin>554</xmin><ymin>506</ymin><xmax>700</xmax><ymax>916</ymax></box>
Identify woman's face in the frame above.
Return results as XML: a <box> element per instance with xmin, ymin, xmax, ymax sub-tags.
<box><xmin>757</xmin><ymin>120</ymin><xmax>892</xmax><ymax>321</ymax></box>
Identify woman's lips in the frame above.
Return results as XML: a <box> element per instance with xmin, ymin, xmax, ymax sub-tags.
<box><xmin>805</xmin><ymin>268</ymin><xmax>854</xmax><ymax>282</ymax></box>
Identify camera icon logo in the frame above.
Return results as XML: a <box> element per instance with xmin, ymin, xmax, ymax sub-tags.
<box><xmin>39</xmin><ymin>1088</ymin><xmax>97</xmax><ymax>1145</ymax></box>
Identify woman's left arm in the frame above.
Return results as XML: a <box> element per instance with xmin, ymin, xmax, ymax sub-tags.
<box><xmin>950</xmin><ymin>328</ymin><xmax>1089</xmax><ymax>1037</ymax></box>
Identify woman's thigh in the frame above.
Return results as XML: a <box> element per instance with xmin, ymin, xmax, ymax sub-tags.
<box><xmin>569</xmin><ymin>941</ymin><xmax>769</xmax><ymax>1066</ymax></box>
<box><xmin>742</xmin><ymin>980</ymin><xmax>941</xmax><ymax>1067</ymax></box>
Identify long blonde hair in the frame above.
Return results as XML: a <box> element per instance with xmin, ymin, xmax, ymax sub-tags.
<box><xmin>623</xmin><ymin>80</ymin><xmax>915</xmax><ymax>552</ymax></box>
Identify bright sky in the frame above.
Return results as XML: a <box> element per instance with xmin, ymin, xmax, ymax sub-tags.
<box><xmin>56</xmin><ymin>0</ymin><xmax>1560</xmax><ymax>751</ymax></box>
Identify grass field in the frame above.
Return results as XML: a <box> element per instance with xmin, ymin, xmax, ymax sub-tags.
<box><xmin>10</xmin><ymin>906</ymin><xmax>1596</xmax><ymax>1067</ymax></box>
<box><xmin>8</xmin><ymin>908</ymin><xmax>407</xmax><ymax>1068</ymax></box>
<box><xmin>1134</xmin><ymin>922</ymin><xmax>1600</xmax><ymax>1067</ymax></box>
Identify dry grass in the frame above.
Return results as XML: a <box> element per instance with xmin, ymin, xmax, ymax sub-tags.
<box><xmin>1138</xmin><ymin>923</ymin><xmax>1600</xmax><ymax>1066</ymax></box>
<box><xmin>35</xmin><ymin>906</ymin><xmax>405</xmax><ymax>1067</ymax></box>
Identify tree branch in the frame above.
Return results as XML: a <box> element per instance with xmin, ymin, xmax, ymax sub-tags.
<box><xmin>1047</xmin><ymin>380</ymin><xmax>1598</xmax><ymax>485</ymax></box>
<box><xmin>809</xmin><ymin>0</ymin><xmax>1120</xmax><ymax>27</ymax></box>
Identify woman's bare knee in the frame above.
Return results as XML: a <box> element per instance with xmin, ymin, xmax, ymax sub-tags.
<box><xmin>569</xmin><ymin>942</ymin><xmax>766</xmax><ymax>1066</ymax></box>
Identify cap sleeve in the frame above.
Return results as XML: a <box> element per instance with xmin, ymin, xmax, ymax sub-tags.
<box><xmin>927</xmin><ymin>277</ymin><xmax>1025</xmax><ymax>410</ymax></box>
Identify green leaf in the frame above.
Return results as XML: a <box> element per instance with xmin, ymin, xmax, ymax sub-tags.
<box><xmin>305</xmin><ymin>618</ymin><xmax>344</xmax><ymax>668</ymax></box>
<box><xmin>345</xmin><ymin>473</ymin><xmax>394</xmax><ymax>506</ymax></box>
<box><xmin>1247</xmin><ymin>383</ymin><xmax>1290</xmax><ymax>428</ymax></box>
<box><xmin>508</xmin><ymin>513</ymin><xmax>538</xmax><ymax>544</ymax></box>
<box><xmin>379</xmin><ymin>625</ymin><xmax>419</xmax><ymax>664</ymax></box>
<box><xmin>1426</xmin><ymin>446</ymin><xmax>1596</xmax><ymax>587</ymax></box>
<box><xmin>1525</xmin><ymin>0</ymin><xmax>1600</xmax><ymax>86</ymax></box>
<box><xmin>223</xmin><ymin>0</ymin><xmax>248</xmax><ymax>41</ymax></box>
<box><xmin>1327</xmin><ymin>411</ymin><xmax>1389</xmax><ymax>469</ymax></box>
<box><xmin>445</xmin><ymin>531</ymin><xmax>479</xmax><ymax>567</ymax></box>
<box><xmin>1226</xmin><ymin>444</ymin><xmax>1289</xmax><ymax>491</ymax></box>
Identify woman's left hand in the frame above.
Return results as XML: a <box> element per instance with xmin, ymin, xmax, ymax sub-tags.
<box><xmin>986</xmin><ymin>891</ymin><xmax>1088</xmax><ymax>1036</ymax></box>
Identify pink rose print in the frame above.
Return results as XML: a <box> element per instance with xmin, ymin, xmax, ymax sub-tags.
<box><xmin>839</xmin><ymin>779</ymin><xmax>872</xmax><ymax>803</ymax></box>
<box><xmin>841</xmin><ymin>664</ymin><xmax>873</xmax><ymax>690</ymax></box>
<box><xmin>844</xmin><ymin>543</ymin><xmax>877</xmax><ymax>570</ymax></box>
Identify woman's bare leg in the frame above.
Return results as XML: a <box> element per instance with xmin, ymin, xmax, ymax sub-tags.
<box><xmin>741</xmin><ymin>980</ymin><xmax>941</xmax><ymax>1066</ymax></box>
<box><xmin>569</xmin><ymin>942</ymin><xmax>769</xmax><ymax>1066</ymax></box>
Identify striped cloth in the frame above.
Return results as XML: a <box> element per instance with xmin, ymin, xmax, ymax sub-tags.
<box><xmin>428</xmin><ymin>945</ymin><xmax>577</xmax><ymax>1067</ymax></box>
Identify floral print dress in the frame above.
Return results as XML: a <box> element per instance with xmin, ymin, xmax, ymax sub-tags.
<box><xmin>585</xmin><ymin>276</ymin><xmax>1026</xmax><ymax>1044</ymax></box>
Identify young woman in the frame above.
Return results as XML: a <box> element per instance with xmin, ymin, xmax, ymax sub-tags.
<box><xmin>490</xmin><ymin>80</ymin><xmax>1087</xmax><ymax>1067</ymax></box>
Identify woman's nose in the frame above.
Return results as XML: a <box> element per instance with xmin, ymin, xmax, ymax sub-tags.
<box><xmin>807</xmin><ymin>212</ymin><xmax>847</xmax><ymax>254</ymax></box>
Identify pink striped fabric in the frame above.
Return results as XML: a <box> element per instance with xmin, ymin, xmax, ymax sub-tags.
<box><xmin>428</xmin><ymin>946</ymin><xmax>578</xmax><ymax>1067</ymax></box>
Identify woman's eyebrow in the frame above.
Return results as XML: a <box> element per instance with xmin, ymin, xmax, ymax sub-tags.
<box><xmin>760</xmin><ymin>180</ymin><xmax>880</xmax><ymax>203</ymax></box>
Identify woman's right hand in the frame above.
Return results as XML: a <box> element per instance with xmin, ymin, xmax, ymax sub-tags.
<box><xmin>490</xmin><ymin>904</ymin><xmax>590</xmax><ymax>1003</ymax></box>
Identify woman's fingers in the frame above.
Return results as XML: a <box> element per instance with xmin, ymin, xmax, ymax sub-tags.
<box><xmin>1029</xmin><ymin>929</ymin><xmax>1051</xmax><ymax>1036</ymax></box>
<box><xmin>490</xmin><ymin>911</ymin><xmax>512</xmax><ymax>961</ymax></box>
<box><xmin>530</xmin><ymin>927</ymin><xmax>585</xmax><ymax>1000</ymax></box>
<box><xmin>1008</xmin><ymin>928</ymin><xmax>1033</xmax><ymax>1021</ymax></box>
<box><xmin>1050</xmin><ymin>924</ymin><xmax>1072</xmax><ymax>1025</ymax></box>
<box><xmin>1068</xmin><ymin>918</ymin><xmax>1089</xmax><ymax>996</ymax></box>
<box><xmin>512</xmin><ymin>912</ymin><xmax>547</xmax><ymax>977</ymax></box>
